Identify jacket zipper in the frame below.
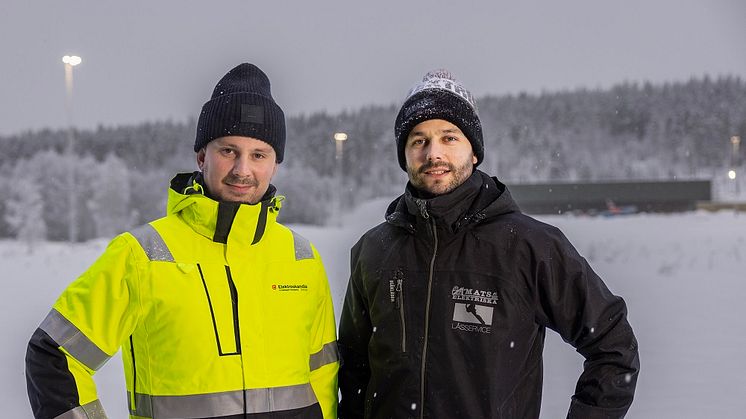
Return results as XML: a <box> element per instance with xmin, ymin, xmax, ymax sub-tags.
<box><xmin>129</xmin><ymin>335</ymin><xmax>136</xmax><ymax>411</ymax></box>
<box><xmin>395</xmin><ymin>276</ymin><xmax>406</xmax><ymax>353</ymax></box>
<box><xmin>419</xmin><ymin>212</ymin><xmax>438</xmax><ymax>419</ymax></box>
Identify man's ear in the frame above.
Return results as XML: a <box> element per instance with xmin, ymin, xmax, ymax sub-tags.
<box><xmin>472</xmin><ymin>154</ymin><xmax>478</xmax><ymax>165</ymax></box>
<box><xmin>196</xmin><ymin>148</ymin><xmax>206</xmax><ymax>170</ymax></box>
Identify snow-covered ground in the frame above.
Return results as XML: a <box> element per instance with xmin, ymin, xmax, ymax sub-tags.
<box><xmin>3</xmin><ymin>199</ymin><xmax>745</xmax><ymax>418</ymax></box>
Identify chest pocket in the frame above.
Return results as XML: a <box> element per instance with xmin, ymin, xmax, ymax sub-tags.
<box><xmin>371</xmin><ymin>268</ymin><xmax>427</xmax><ymax>357</ymax></box>
<box><xmin>197</xmin><ymin>263</ymin><xmax>241</xmax><ymax>356</ymax></box>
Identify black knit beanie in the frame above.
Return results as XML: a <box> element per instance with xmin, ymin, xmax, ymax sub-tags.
<box><xmin>195</xmin><ymin>63</ymin><xmax>286</xmax><ymax>162</ymax></box>
<box><xmin>394</xmin><ymin>69</ymin><xmax>483</xmax><ymax>171</ymax></box>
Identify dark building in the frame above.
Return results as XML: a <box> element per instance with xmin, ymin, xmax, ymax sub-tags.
<box><xmin>508</xmin><ymin>180</ymin><xmax>711</xmax><ymax>215</ymax></box>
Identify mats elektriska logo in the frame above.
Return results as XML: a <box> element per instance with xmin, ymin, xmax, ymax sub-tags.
<box><xmin>451</xmin><ymin>286</ymin><xmax>498</xmax><ymax>334</ymax></box>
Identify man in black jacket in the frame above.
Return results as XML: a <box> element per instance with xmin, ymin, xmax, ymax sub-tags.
<box><xmin>337</xmin><ymin>69</ymin><xmax>639</xmax><ymax>419</ymax></box>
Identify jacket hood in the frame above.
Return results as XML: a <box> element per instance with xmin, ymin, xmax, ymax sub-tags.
<box><xmin>385</xmin><ymin>170</ymin><xmax>520</xmax><ymax>233</ymax></box>
<box><xmin>166</xmin><ymin>172</ymin><xmax>282</xmax><ymax>245</ymax></box>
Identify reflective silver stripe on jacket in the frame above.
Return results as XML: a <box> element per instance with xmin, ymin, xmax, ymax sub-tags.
<box><xmin>54</xmin><ymin>399</ymin><xmax>107</xmax><ymax>419</ymax></box>
<box><xmin>292</xmin><ymin>230</ymin><xmax>314</xmax><ymax>261</ymax></box>
<box><xmin>128</xmin><ymin>383</ymin><xmax>318</xmax><ymax>418</ymax></box>
<box><xmin>39</xmin><ymin>309</ymin><xmax>110</xmax><ymax>371</ymax></box>
<box><xmin>130</xmin><ymin>223</ymin><xmax>174</xmax><ymax>262</ymax></box>
<box><xmin>310</xmin><ymin>341</ymin><xmax>340</xmax><ymax>371</ymax></box>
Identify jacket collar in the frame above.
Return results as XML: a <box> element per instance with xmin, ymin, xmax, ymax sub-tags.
<box><xmin>386</xmin><ymin>170</ymin><xmax>520</xmax><ymax>233</ymax></box>
<box><xmin>167</xmin><ymin>172</ymin><xmax>281</xmax><ymax>246</ymax></box>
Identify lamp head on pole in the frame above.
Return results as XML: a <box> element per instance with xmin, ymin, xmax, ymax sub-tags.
<box><xmin>62</xmin><ymin>55</ymin><xmax>82</xmax><ymax>66</ymax></box>
<box><xmin>334</xmin><ymin>132</ymin><xmax>348</xmax><ymax>142</ymax></box>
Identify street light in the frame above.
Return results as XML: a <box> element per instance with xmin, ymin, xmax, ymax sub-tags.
<box><xmin>62</xmin><ymin>55</ymin><xmax>82</xmax><ymax>66</ymax></box>
<box><xmin>62</xmin><ymin>55</ymin><xmax>82</xmax><ymax>242</ymax></box>
<box><xmin>334</xmin><ymin>132</ymin><xmax>348</xmax><ymax>160</ymax></box>
<box><xmin>62</xmin><ymin>56</ymin><xmax>82</xmax><ymax>114</ymax></box>
<box><xmin>333</xmin><ymin>132</ymin><xmax>348</xmax><ymax>225</ymax></box>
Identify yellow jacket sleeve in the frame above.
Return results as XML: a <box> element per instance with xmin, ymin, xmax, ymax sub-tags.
<box><xmin>26</xmin><ymin>234</ymin><xmax>142</xmax><ymax>419</ymax></box>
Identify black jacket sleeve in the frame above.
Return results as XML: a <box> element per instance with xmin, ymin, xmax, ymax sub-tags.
<box><xmin>26</xmin><ymin>328</ymin><xmax>82</xmax><ymax>419</ymax></box>
<box><xmin>337</xmin><ymin>240</ymin><xmax>373</xmax><ymax>419</ymax></box>
<box><xmin>532</xmin><ymin>226</ymin><xmax>640</xmax><ymax>419</ymax></box>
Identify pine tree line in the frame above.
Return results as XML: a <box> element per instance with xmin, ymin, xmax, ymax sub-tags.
<box><xmin>1</xmin><ymin>76</ymin><xmax>744</xmax><ymax>241</ymax></box>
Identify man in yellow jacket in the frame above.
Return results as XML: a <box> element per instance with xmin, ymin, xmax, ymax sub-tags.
<box><xmin>25</xmin><ymin>63</ymin><xmax>339</xmax><ymax>419</ymax></box>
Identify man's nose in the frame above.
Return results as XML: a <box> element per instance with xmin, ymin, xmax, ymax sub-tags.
<box><xmin>426</xmin><ymin>141</ymin><xmax>445</xmax><ymax>161</ymax></box>
<box><xmin>232</xmin><ymin>155</ymin><xmax>252</xmax><ymax>176</ymax></box>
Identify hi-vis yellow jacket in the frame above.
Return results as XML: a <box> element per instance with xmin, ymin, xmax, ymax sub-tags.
<box><xmin>26</xmin><ymin>173</ymin><xmax>339</xmax><ymax>419</ymax></box>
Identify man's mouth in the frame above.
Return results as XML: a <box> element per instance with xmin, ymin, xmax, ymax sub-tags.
<box><xmin>425</xmin><ymin>169</ymin><xmax>449</xmax><ymax>175</ymax></box>
<box><xmin>228</xmin><ymin>183</ymin><xmax>249</xmax><ymax>187</ymax></box>
<box><xmin>223</xmin><ymin>176</ymin><xmax>258</xmax><ymax>190</ymax></box>
<box><xmin>225</xmin><ymin>182</ymin><xmax>256</xmax><ymax>193</ymax></box>
<box><xmin>422</xmin><ymin>165</ymin><xmax>451</xmax><ymax>176</ymax></box>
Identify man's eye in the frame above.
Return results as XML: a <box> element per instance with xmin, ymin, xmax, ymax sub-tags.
<box><xmin>221</xmin><ymin>148</ymin><xmax>235</xmax><ymax>155</ymax></box>
<box><xmin>254</xmin><ymin>153</ymin><xmax>266</xmax><ymax>159</ymax></box>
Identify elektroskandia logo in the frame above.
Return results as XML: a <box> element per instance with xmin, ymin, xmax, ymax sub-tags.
<box><xmin>272</xmin><ymin>283</ymin><xmax>308</xmax><ymax>292</ymax></box>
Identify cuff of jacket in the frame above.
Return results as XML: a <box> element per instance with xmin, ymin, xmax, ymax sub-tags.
<box><xmin>567</xmin><ymin>399</ymin><xmax>631</xmax><ymax>419</ymax></box>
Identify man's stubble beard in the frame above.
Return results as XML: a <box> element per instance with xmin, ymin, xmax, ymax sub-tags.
<box><xmin>203</xmin><ymin>166</ymin><xmax>263</xmax><ymax>204</ymax></box>
<box><xmin>407</xmin><ymin>158</ymin><xmax>474</xmax><ymax>196</ymax></box>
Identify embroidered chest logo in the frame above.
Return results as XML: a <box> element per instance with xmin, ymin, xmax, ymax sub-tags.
<box><xmin>389</xmin><ymin>269</ymin><xmax>404</xmax><ymax>303</ymax></box>
<box><xmin>451</xmin><ymin>286</ymin><xmax>498</xmax><ymax>334</ymax></box>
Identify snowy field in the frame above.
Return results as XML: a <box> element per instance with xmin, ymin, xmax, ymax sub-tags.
<box><xmin>2</xmin><ymin>198</ymin><xmax>745</xmax><ymax>418</ymax></box>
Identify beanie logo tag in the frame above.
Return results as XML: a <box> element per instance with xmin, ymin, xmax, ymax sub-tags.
<box><xmin>407</xmin><ymin>76</ymin><xmax>478</xmax><ymax>111</ymax></box>
<box><xmin>241</xmin><ymin>104</ymin><xmax>264</xmax><ymax>124</ymax></box>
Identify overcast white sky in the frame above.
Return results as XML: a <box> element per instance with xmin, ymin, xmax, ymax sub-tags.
<box><xmin>1</xmin><ymin>0</ymin><xmax>745</xmax><ymax>136</ymax></box>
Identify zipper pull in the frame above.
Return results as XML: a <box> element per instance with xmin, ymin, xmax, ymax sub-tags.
<box><xmin>414</xmin><ymin>198</ymin><xmax>430</xmax><ymax>220</ymax></box>
<box><xmin>395</xmin><ymin>278</ymin><xmax>402</xmax><ymax>309</ymax></box>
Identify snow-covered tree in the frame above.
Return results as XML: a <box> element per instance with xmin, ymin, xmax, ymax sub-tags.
<box><xmin>273</xmin><ymin>162</ymin><xmax>337</xmax><ymax>225</ymax></box>
<box><xmin>87</xmin><ymin>153</ymin><xmax>133</xmax><ymax>238</ymax></box>
<box><xmin>5</xmin><ymin>173</ymin><xmax>47</xmax><ymax>251</ymax></box>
